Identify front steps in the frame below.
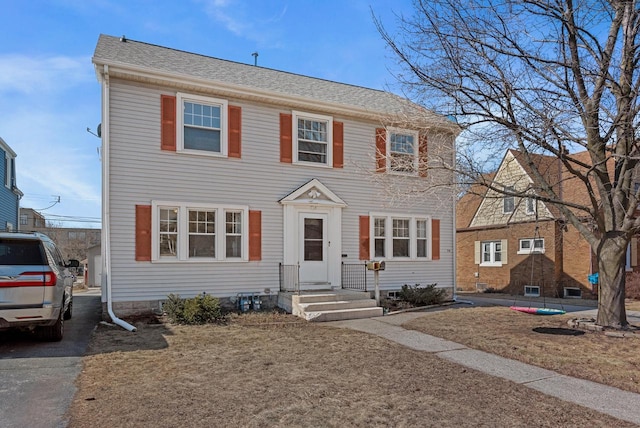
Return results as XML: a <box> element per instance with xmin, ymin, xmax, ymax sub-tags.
<box><xmin>279</xmin><ymin>290</ymin><xmax>383</xmax><ymax>322</ymax></box>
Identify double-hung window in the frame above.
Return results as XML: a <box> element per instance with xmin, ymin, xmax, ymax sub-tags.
<box><xmin>374</xmin><ymin>218</ymin><xmax>386</xmax><ymax>258</ymax></box>
<box><xmin>293</xmin><ymin>111</ymin><xmax>332</xmax><ymax>166</ymax></box>
<box><xmin>189</xmin><ymin>209</ymin><xmax>216</xmax><ymax>258</ymax></box>
<box><xmin>153</xmin><ymin>202</ymin><xmax>247</xmax><ymax>262</ymax></box>
<box><xmin>392</xmin><ymin>218</ymin><xmax>410</xmax><ymax>257</ymax></box>
<box><xmin>416</xmin><ymin>219</ymin><xmax>428</xmax><ymax>258</ymax></box>
<box><xmin>177</xmin><ymin>93</ymin><xmax>228</xmax><ymax>156</ymax></box>
<box><xmin>481</xmin><ymin>241</ymin><xmax>502</xmax><ymax>266</ymax></box>
<box><xmin>388</xmin><ymin>130</ymin><xmax>418</xmax><ymax>174</ymax></box>
<box><xmin>371</xmin><ymin>214</ymin><xmax>430</xmax><ymax>260</ymax></box>
<box><xmin>225</xmin><ymin>211</ymin><xmax>243</xmax><ymax>258</ymax></box>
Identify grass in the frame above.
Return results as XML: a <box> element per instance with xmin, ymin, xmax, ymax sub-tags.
<box><xmin>404</xmin><ymin>305</ymin><xmax>640</xmax><ymax>394</ymax></box>
<box><xmin>66</xmin><ymin>305</ymin><xmax>639</xmax><ymax>428</ymax></box>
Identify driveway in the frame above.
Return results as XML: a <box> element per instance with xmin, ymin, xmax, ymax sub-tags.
<box><xmin>0</xmin><ymin>288</ymin><xmax>102</xmax><ymax>428</ymax></box>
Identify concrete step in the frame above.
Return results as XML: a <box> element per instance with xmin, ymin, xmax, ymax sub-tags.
<box><xmin>295</xmin><ymin>291</ymin><xmax>371</xmax><ymax>304</ymax></box>
<box><xmin>300</xmin><ymin>299</ymin><xmax>378</xmax><ymax>312</ymax></box>
<box><xmin>303</xmin><ymin>306</ymin><xmax>384</xmax><ymax>322</ymax></box>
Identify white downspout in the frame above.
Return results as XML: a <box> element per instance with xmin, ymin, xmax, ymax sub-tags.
<box><xmin>101</xmin><ymin>64</ymin><xmax>136</xmax><ymax>332</ymax></box>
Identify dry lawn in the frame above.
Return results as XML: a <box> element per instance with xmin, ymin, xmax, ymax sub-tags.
<box><xmin>404</xmin><ymin>305</ymin><xmax>640</xmax><ymax>394</ymax></box>
<box><xmin>67</xmin><ymin>311</ymin><xmax>637</xmax><ymax>428</ymax></box>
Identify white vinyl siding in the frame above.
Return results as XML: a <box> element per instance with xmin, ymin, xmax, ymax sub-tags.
<box><xmin>106</xmin><ymin>81</ymin><xmax>456</xmax><ymax>302</ymax></box>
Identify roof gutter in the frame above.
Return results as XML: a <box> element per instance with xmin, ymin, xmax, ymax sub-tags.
<box><xmin>100</xmin><ymin>64</ymin><xmax>136</xmax><ymax>332</ymax></box>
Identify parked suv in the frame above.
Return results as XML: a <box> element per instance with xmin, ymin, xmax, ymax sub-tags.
<box><xmin>0</xmin><ymin>232</ymin><xmax>79</xmax><ymax>341</ymax></box>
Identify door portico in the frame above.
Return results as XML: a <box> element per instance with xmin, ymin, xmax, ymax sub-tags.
<box><xmin>280</xmin><ymin>179</ymin><xmax>346</xmax><ymax>290</ymax></box>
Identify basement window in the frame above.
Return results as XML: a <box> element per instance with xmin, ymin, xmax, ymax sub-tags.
<box><xmin>524</xmin><ymin>285</ymin><xmax>540</xmax><ymax>297</ymax></box>
<box><xmin>563</xmin><ymin>287</ymin><xmax>582</xmax><ymax>299</ymax></box>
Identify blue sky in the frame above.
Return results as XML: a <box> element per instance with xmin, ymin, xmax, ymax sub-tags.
<box><xmin>0</xmin><ymin>0</ymin><xmax>413</xmax><ymax>228</ymax></box>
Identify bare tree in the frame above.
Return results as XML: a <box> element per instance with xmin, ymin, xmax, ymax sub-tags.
<box><xmin>376</xmin><ymin>0</ymin><xmax>640</xmax><ymax>328</ymax></box>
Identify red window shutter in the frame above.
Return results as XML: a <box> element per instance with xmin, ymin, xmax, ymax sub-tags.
<box><xmin>432</xmin><ymin>219</ymin><xmax>440</xmax><ymax>260</ymax></box>
<box><xmin>161</xmin><ymin>95</ymin><xmax>177</xmax><ymax>151</ymax></box>
<box><xmin>333</xmin><ymin>121</ymin><xmax>344</xmax><ymax>168</ymax></box>
<box><xmin>228</xmin><ymin>105</ymin><xmax>242</xmax><ymax>158</ymax></box>
<box><xmin>359</xmin><ymin>216</ymin><xmax>370</xmax><ymax>260</ymax></box>
<box><xmin>280</xmin><ymin>113</ymin><xmax>293</xmax><ymax>163</ymax></box>
<box><xmin>375</xmin><ymin>128</ymin><xmax>386</xmax><ymax>172</ymax></box>
<box><xmin>249</xmin><ymin>210</ymin><xmax>262</xmax><ymax>261</ymax></box>
<box><xmin>136</xmin><ymin>205</ymin><xmax>152</xmax><ymax>261</ymax></box>
<box><xmin>419</xmin><ymin>133</ymin><xmax>428</xmax><ymax>177</ymax></box>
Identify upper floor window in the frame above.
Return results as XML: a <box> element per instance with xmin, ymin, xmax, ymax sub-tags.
<box><xmin>177</xmin><ymin>93</ymin><xmax>228</xmax><ymax>156</ymax></box>
<box><xmin>20</xmin><ymin>214</ymin><xmax>27</xmax><ymax>225</ymax></box>
<box><xmin>4</xmin><ymin>153</ymin><xmax>14</xmax><ymax>189</ymax></box>
<box><xmin>526</xmin><ymin>196</ymin><xmax>536</xmax><ymax>215</ymax></box>
<box><xmin>389</xmin><ymin>130</ymin><xmax>418</xmax><ymax>174</ymax></box>
<box><xmin>503</xmin><ymin>186</ymin><xmax>515</xmax><ymax>213</ymax></box>
<box><xmin>293</xmin><ymin>111</ymin><xmax>332</xmax><ymax>166</ymax></box>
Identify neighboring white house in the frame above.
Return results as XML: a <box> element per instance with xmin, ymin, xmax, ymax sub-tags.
<box><xmin>92</xmin><ymin>34</ymin><xmax>460</xmax><ymax>317</ymax></box>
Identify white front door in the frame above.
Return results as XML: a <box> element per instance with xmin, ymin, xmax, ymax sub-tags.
<box><xmin>299</xmin><ymin>212</ymin><xmax>328</xmax><ymax>284</ymax></box>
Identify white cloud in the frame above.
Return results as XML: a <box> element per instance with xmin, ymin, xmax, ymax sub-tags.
<box><xmin>0</xmin><ymin>54</ymin><xmax>92</xmax><ymax>94</ymax></box>
<box><xmin>196</xmin><ymin>0</ymin><xmax>287</xmax><ymax>46</ymax></box>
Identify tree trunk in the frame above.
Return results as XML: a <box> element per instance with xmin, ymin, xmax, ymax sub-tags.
<box><xmin>595</xmin><ymin>236</ymin><xmax>628</xmax><ymax>329</ymax></box>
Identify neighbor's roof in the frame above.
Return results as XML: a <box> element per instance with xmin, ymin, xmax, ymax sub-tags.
<box><xmin>92</xmin><ymin>34</ymin><xmax>457</xmax><ymax>129</ymax></box>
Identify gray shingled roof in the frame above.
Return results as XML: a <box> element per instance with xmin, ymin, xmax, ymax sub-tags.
<box><xmin>93</xmin><ymin>34</ymin><xmax>450</xmax><ymax>123</ymax></box>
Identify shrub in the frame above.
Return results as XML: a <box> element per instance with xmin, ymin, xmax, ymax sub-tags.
<box><xmin>398</xmin><ymin>283</ymin><xmax>446</xmax><ymax>306</ymax></box>
<box><xmin>163</xmin><ymin>293</ymin><xmax>225</xmax><ymax>325</ymax></box>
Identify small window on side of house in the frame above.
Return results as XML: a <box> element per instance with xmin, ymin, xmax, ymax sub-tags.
<box><xmin>526</xmin><ymin>196</ymin><xmax>536</xmax><ymax>215</ymax></box>
<box><xmin>503</xmin><ymin>186</ymin><xmax>515</xmax><ymax>213</ymax></box>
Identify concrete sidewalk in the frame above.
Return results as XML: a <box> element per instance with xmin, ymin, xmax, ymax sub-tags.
<box><xmin>329</xmin><ymin>311</ymin><xmax>640</xmax><ymax>426</ymax></box>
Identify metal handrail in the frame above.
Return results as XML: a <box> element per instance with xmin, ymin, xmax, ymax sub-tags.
<box><xmin>341</xmin><ymin>262</ymin><xmax>367</xmax><ymax>291</ymax></box>
<box><xmin>279</xmin><ymin>263</ymin><xmax>300</xmax><ymax>294</ymax></box>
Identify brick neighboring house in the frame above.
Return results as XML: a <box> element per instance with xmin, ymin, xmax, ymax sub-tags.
<box><xmin>0</xmin><ymin>137</ymin><xmax>22</xmax><ymax>231</ymax></box>
<box><xmin>456</xmin><ymin>149</ymin><xmax>639</xmax><ymax>299</ymax></box>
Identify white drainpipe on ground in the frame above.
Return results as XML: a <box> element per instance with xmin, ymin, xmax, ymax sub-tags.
<box><xmin>100</xmin><ymin>64</ymin><xmax>136</xmax><ymax>332</ymax></box>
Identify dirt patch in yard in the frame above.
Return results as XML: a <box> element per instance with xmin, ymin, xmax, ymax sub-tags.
<box><xmin>67</xmin><ymin>312</ymin><xmax>635</xmax><ymax>428</ymax></box>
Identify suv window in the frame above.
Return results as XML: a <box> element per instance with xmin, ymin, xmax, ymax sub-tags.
<box><xmin>43</xmin><ymin>241</ymin><xmax>64</xmax><ymax>267</ymax></box>
<box><xmin>0</xmin><ymin>239</ymin><xmax>46</xmax><ymax>265</ymax></box>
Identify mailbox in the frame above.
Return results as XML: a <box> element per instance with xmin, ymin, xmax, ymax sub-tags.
<box><xmin>366</xmin><ymin>260</ymin><xmax>386</xmax><ymax>271</ymax></box>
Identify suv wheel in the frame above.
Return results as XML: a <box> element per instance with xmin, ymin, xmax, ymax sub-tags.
<box><xmin>38</xmin><ymin>307</ymin><xmax>64</xmax><ymax>342</ymax></box>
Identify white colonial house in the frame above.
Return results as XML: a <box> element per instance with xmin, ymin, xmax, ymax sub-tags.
<box><xmin>92</xmin><ymin>34</ymin><xmax>459</xmax><ymax>323</ymax></box>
